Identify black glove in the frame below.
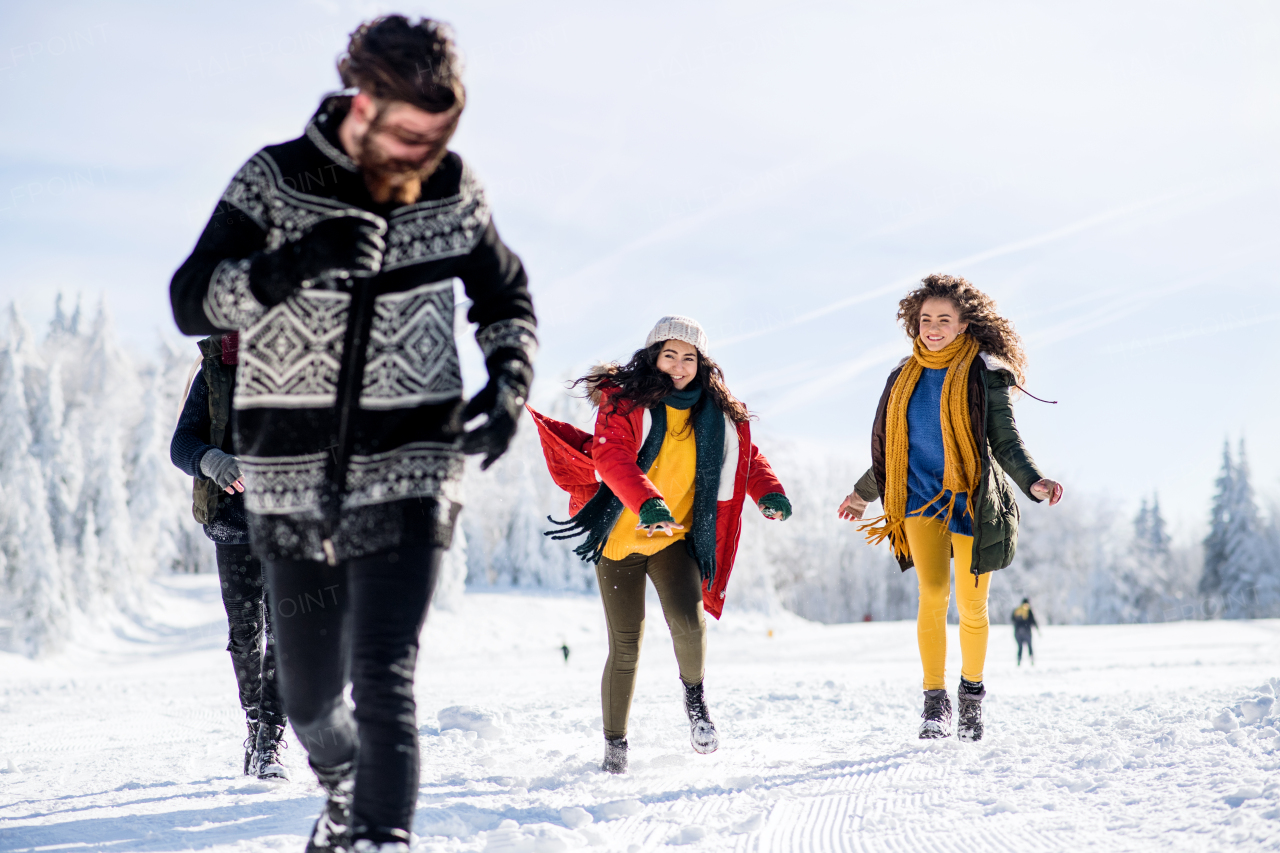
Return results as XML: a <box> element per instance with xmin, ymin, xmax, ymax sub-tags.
<box><xmin>248</xmin><ymin>214</ymin><xmax>387</xmax><ymax>306</ymax></box>
<box><xmin>199</xmin><ymin>447</ymin><xmax>242</xmax><ymax>489</ymax></box>
<box><xmin>460</xmin><ymin>357</ymin><xmax>532</xmax><ymax>470</ymax></box>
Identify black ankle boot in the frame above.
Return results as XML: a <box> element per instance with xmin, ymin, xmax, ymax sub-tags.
<box><xmin>350</xmin><ymin>826</ymin><xmax>411</xmax><ymax>853</ymax></box>
<box><xmin>956</xmin><ymin>678</ymin><xmax>986</xmax><ymax>742</ymax></box>
<box><xmin>253</xmin><ymin>718</ymin><xmax>289</xmax><ymax>780</ymax></box>
<box><xmin>242</xmin><ymin>715</ymin><xmax>259</xmax><ymax>775</ymax></box>
<box><xmin>919</xmin><ymin>689</ymin><xmax>952</xmax><ymax>739</ymax></box>
<box><xmin>683</xmin><ymin>680</ymin><xmax>719</xmax><ymax>754</ymax></box>
<box><xmin>602</xmin><ymin>736</ymin><xmax>628</xmax><ymax>774</ymax></box>
<box><xmin>305</xmin><ymin>758</ymin><xmax>355</xmax><ymax>853</ymax></box>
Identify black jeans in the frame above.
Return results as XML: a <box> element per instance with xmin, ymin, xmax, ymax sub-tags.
<box><xmin>265</xmin><ymin>544</ymin><xmax>441</xmax><ymax>837</ymax></box>
<box><xmin>215</xmin><ymin>544</ymin><xmax>283</xmax><ymax>724</ymax></box>
<box><xmin>1016</xmin><ymin>629</ymin><xmax>1033</xmax><ymax>663</ymax></box>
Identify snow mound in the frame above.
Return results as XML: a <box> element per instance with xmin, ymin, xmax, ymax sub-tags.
<box><xmin>482</xmin><ymin>819</ymin><xmax>580</xmax><ymax>852</ymax></box>
<box><xmin>1212</xmin><ymin>678</ymin><xmax>1280</xmax><ymax>749</ymax></box>
<box><xmin>559</xmin><ymin>806</ymin><xmax>592</xmax><ymax>829</ymax></box>
<box><xmin>438</xmin><ymin>705</ymin><xmax>507</xmax><ymax>740</ymax></box>
<box><xmin>593</xmin><ymin>799</ymin><xmax>642</xmax><ymax>821</ymax></box>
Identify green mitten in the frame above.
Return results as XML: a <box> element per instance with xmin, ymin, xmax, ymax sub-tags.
<box><xmin>638</xmin><ymin>498</ymin><xmax>676</xmax><ymax>527</ymax></box>
<box><xmin>758</xmin><ymin>492</ymin><xmax>792</xmax><ymax>521</ymax></box>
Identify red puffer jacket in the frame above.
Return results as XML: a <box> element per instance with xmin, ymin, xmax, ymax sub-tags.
<box><xmin>530</xmin><ymin>386</ymin><xmax>785</xmax><ymax>619</ymax></box>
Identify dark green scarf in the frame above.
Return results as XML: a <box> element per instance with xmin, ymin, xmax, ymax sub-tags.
<box><xmin>546</xmin><ymin>386</ymin><xmax>725</xmax><ymax>582</ymax></box>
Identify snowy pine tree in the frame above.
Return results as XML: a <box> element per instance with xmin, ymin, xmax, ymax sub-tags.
<box><xmin>128</xmin><ymin>368</ymin><xmax>177</xmax><ymax>576</ymax></box>
<box><xmin>76</xmin><ymin>303</ymin><xmax>146</xmax><ymax>611</ymax></box>
<box><xmin>31</xmin><ymin>360</ymin><xmax>82</xmax><ymax>553</ymax></box>
<box><xmin>1094</xmin><ymin>492</ymin><xmax>1175</xmax><ymax>624</ymax></box>
<box><xmin>1144</xmin><ymin>494</ymin><xmax>1171</xmax><ymax>557</ymax></box>
<box><xmin>0</xmin><ymin>297</ymin><xmax>214</xmax><ymax>653</ymax></box>
<box><xmin>1200</xmin><ymin>442</ymin><xmax>1234</xmax><ymax>601</ymax></box>
<box><xmin>1201</xmin><ymin>440</ymin><xmax>1279</xmax><ymax>618</ymax></box>
<box><xmin>0</xmin><ymin>343</ymin><xmax>69</xmax><ymax>655</ymax></box>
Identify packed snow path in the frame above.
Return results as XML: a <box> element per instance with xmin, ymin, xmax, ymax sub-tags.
<box><xmin>3</xmin><ymin>575</ymin><xmax>1280</xmax><ymax>852</ymax></box>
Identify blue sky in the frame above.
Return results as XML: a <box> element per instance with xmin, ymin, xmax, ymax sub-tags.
<box><xmin>1</xmin><ymin>0</ymin><xmax>1277</xmax><ymax>532</ymax></box>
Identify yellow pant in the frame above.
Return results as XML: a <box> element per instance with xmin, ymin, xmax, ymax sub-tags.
<box><xmin>904</xmin><ymin>517</ymin><xmax>990</xmax><ymax>691</ymax></box>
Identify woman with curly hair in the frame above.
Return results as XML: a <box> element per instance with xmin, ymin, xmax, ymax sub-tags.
<box><xmin>533</xmin><ymin>316</ymin><xmax>791</xmax><ymax>774</ymax></box>
<box><xmin>837</xmin><ymin>275</ymin><xmax>1062</xmax><ymax>742</ymax></box>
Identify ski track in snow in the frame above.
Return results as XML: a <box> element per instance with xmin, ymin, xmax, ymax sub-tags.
<box><xmin>2</xmin><ymin>575</ymin><xmax>1280</xmax><ymax>852</ymax></box>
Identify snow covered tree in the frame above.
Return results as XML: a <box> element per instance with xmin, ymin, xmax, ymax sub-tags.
<box><xmin>1201</xmin><ymin>440</ymin><xmax>1280</xmax><ymax>618</ymax></box>
<box><xmin>30</xmin><ymin>360</ymin><xmax>82</xmax><ymax>553</ymax></box>
<box><xmin>0</xmin><ymin>343</ymin><xmax>68</xmax><ymax>655</ymax></box>
<box><xmin>128</xmin><ymin>368</ymin><xmax>178</xmax><ymax>576</ymax></box>
<box><xmin>75</xmin><ymin>303</ymin><xmax>146</xmax><ymax>611</ymax></box>
<box><xmin>1200</xmin><ymin>442</ymin><xmax>1234</xmax><ymax>602</ymax></box>
<box><xmin>1133</xmin><ymin>494</ymin><xmax>1171</xmax><ymax>558</ymax></box>
<box><xmin>433</xmin><ymin>523</ymin><xmax>469</xmax><ymax>612</ymax></box>
<box><xmin>1088</xmin><ymin>492</ymin><xmax>1176</xmax><ymax>624</ymax></box>
<box><xmin>461</xmin><ymin>385</ymin><xmax>597</xmax><ymax>592</ymax></box>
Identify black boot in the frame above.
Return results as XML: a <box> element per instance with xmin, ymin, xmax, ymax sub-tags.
<box><xmin>956</xmin><ymin>678</ymin><xmax>986</xmax><ymax>743</ymax></box>
<box><xmin>350</xmin><ymin>828</ymin><xmax>411</xmax><ymax>853</ymax></box>
<box><xmin>253</xmin><ymin>718</ymin><xmax>289</xmax><ymax>780</ymax></box>
<box><xmin>919</xmin><ymin>689</ymin><xmax>952</xmax><ymax>739</ymax></box>
<box><xmin>242</xmin><ymin>715</ymin><xmax>259</xmax><ymax>776</ymax></box>
<box><xmin>683</xmin><ymin>680</ymin><xmax>719</xmax><ymax>754</ymax></box>
<box><xmin>602</xmin><ymin>736</ymin><xmax>628</xmax><ymax>775</ymax></box>
<box><xmin>305</xmin><ymin>758</ymin><xmax>355</xmax><ymax>853</ymax></box>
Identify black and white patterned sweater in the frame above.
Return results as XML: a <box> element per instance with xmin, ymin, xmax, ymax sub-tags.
<box><xmin>170</xmin><ymin>94</ymin><xmax>537</xmax><ymax>563</ymax></box>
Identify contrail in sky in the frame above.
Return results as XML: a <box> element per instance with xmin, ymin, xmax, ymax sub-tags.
<box><xmin>539</xmin><ymin>154</ymin><xmax>845</xmax><ymax>306</ymax></box>
<box><xmin>744</xmin><ymin>244</ymin><xmax>1271</xmax><ymax>416</ymax></box>
<box><xmin>1100</xmin><ymin>311</ymin><xmax>1280</xmax><ymax>355</ymax></box>
<box><xmin>716</xmin><ymin>185</ymin><xmax>1208</xmax><ymax>348</ymax></box>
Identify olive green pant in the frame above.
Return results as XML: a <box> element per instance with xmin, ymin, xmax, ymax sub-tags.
<box><xmin>596</xmin><ymin>541</ymin><xmax>707</xmax><ymax>739</ymax></box>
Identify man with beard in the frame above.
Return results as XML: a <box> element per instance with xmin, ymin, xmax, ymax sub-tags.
<box><xmin>170</xmin><ymin>16</ymin><xmax>536</xmax><ymax>853</ymax></box>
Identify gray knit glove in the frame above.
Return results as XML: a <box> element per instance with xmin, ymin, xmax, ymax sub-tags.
<box><xmin>200</xmin><ymin>448</ymin><xmax>242</xmax><ymax>490</ymax></box>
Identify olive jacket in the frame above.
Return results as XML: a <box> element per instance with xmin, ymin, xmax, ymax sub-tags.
<box><xmin>853</xmin><ymin>352</ymin><xmax>1045</xmax><ymax>578</ymax></box>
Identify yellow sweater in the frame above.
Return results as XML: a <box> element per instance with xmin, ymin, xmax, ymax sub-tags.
<box><xmin>602</xmin><ymin>405</ymin><xmax>697</xmax><ymax>560</ymax></box>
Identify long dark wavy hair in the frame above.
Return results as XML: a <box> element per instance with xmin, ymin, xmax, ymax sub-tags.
<box><xmin>573</xmin><ymin>343</ymin><xmax>750</xmax><ymax>425</ymax></box>
<box><xmin>898</xmin><ymin>273</ymin><xmax>1028</xmax><ymax>383</ymax></box>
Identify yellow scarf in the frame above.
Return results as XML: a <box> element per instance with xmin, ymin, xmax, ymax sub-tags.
<box><xmin>862</xmin><ymin>333</ymin><xmax>982</xmax><ymax>560</ymax></box>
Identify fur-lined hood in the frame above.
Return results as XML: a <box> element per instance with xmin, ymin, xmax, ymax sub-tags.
<box><xmin>582</xmin><ymin>363</ymin><xmax>621</xmax><ymax>407</ymax></box>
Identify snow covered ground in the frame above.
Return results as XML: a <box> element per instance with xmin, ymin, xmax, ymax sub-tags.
<box><xmin>2</xmin><ymin>574</ymin><xmax>1280</xmax><ymax>852</ymax></box>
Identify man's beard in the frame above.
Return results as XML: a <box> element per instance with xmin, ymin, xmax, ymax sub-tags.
<box><xmin>353</xmin><ymin>116</ymin><xmax>451</xmax><ymax>206</ymax></box>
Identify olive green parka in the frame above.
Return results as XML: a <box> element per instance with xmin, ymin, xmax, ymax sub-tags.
<box><xmin>853</xmin><ymin>352</ymin><xmax>1045</xmax><ymax>579</ymax></box>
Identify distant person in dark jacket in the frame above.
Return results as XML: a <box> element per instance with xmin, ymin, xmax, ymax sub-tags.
<box><xmin>1012</xmin><ymin>598</ymin><xmax>1038</xmax><ymax>665</ymax></box>
<box><xmin>170</xmin><ymin>332</ymin><xmax>287</xmax><ymax>781</ymax></box>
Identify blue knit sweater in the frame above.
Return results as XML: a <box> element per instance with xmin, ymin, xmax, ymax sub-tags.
<box><xmin>906</xmin><ymin>367</ymin><xmax>973</xmax><ymax>536</ymax></box>
<box><xmin>169</xmin><ymin>369</ymin><xmax>249</xmax><ymax>544</ymax></box>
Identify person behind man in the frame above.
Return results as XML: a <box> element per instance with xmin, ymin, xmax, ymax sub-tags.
<box><xmin>169</xmin><ymin>15</ymin><xmax>536</xmax><ymax>853</ymax></box>
<box><xmin>170</xmin><ymin>332</ymin><xmax>287</xmax><ymax>780</ymax></box>
<box><xmin>1012</xmin><ymin>598</ymin><xmax>1039</xmax><ymax>665</ymax></box>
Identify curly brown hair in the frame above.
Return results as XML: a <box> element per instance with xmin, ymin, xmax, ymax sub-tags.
<box><xmin>339</xmin><ymin>16</ymin><xmax>465</xmax><ymax>114</ymax></box>
<box><xmin>573</xmin><ymin>344</ymin><xmax>751</xmax><ymax>426</ymax></box>
<box><xmin>898</xmin><ymin>274</ymin><xmax>1028</xmax><ymax>382</ymax></box>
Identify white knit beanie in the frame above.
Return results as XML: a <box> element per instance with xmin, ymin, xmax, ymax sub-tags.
<box><xmin>644</xmin><ymin>315</ymin><xmax>708</xmax><ymax>356</ymax></box>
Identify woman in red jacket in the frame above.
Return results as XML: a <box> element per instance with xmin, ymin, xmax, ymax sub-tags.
<box><xmin>537</xmin><ymin>316</ymin><xmax>790</xmax><ymax>774</ymax></box>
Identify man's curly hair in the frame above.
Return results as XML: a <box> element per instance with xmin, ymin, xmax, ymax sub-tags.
<box><xmin>898</xmin><ymin>274</ymin><xmax>1028</xmax><ymax>383</ymax></box>
<box><xmin>339</xmin><ymin>15</ymin><xmax>465</xmax><ymax>114</ymax></box>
